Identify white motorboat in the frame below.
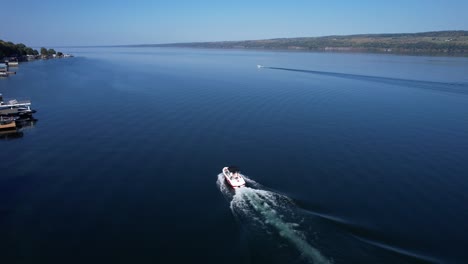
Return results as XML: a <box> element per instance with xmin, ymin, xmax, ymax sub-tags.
<box><xmin>222</xmin><ymin>166</ymin><xmax>246</xmax><ymax>188</ymax></box>
<box><xmin>0</xmin><ymin>94</ymin><xmax>36</xmax><ymax>117</ymax></box>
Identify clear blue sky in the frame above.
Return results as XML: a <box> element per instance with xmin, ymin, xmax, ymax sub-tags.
<box><xmin>1</xmin><ymin>0</ymin><xmax>467</xmax><ymax>46</ymax></box>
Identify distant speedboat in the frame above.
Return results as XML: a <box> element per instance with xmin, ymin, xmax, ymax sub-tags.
<box><xmin>222</xmin><ymin>166</ymin><xmax>246</xmax><ymax>188</ymax></box>
<box><xmin>257</xmin><ymin>65</ymin><xmax>264</xmax><ymax>69</ymax></box>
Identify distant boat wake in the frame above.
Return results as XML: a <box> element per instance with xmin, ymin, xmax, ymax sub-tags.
<box><xmin>216</xmin><ymin>174</ymin><xmax>332</xmax><ymax>264</ymax></box>
<box><xmin>257</xmin><ymin>65</ymin><xmax>468</xmax><ymax>95</ymax></box>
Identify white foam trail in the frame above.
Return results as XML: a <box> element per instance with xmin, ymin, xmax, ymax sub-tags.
<box><xmin>217</xmin><ymin>174</ymin><xmax>331</xmax><ymax>264</ymax></box>
<box><xmin>216</xmin><ymin>173</ymin><xmax>234</xmax><ymax>199</ymax></box>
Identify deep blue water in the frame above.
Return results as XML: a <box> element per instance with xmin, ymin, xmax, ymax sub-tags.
<box><xmin>1</xmin><ymin>48</ymin><xmax>468</xmax><ymax>264</ymax></box>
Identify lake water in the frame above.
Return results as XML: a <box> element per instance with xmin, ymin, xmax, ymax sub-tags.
<box><xmin>1</xmin><ymin>48</ymin><xmax>468</xmax><ymax>264</ymax></box>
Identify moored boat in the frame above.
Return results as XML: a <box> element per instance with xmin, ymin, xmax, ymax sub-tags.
<box><xmin>0</xmin><ymin>116</ymin><xmax>17</xmax><ymax>130</ymax></box>
<box><xmin>0</xmin><ymin>94</ymin><xmax>36</xmax><ymax>117</ymax></box>
<box><xmin>7</xmin><ymin>61</ymin><xmax>19</xmax><ymax>67</ymax></box>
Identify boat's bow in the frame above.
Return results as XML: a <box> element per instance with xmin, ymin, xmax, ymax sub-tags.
<box><xmin>223</xmin><ymin>166</ymin><xmax>246</xmax><ymax>188</ymax></box>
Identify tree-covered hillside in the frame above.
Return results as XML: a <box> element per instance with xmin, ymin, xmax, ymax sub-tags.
<box><xmin>138</xmin><ymin>31</ymin><xmax>468</xmax><ymax>56</ymax></box>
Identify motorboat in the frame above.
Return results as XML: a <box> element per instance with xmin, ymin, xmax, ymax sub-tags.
<box><xmin>0</xmin><ymin>105</ymin><xmax>36</xmax><ymax>116</ymax></box>
<box><xmin>222</xmin><ymin>166</ymin><xmax>246</xmax><ymax>188</ymax></box>
<box><xmin>0</xmin><ymin>116</ymin><xmax>37</xmax><ymax>140</ymax></box>
<box><xmin>0</xmin><ymin>116</ymin><xmax>17</xmax><ymax>130</ymax></box>
<box><xmin>0</xmin><ymin>95</ymin><xmax>36</xmax><ymax>117</ymax></box>
<box><xmin>7</xmin><ymin>60</ymin><xmax>19</xmax><ymax>67</ymax></box>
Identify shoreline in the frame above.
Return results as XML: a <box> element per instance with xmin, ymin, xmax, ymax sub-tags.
<box><xmin>0</xmin><ymin>54</ymin><xmax>73</xmax><ymax>78</ymax></box>
<box><xmin>123</xmin><ymin>30</ymin><xmax>468</xmax><ymax>57</ymax></box>
<box><xmin>117</xmin><ymin>45</ymin><xmax>468</xmax><ymax>58</ymax></box>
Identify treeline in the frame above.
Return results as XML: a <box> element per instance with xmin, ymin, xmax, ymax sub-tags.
<box><xmin>145</xmin><ymin>30</ymin><xmax>468</xmax><ymax>56</ymax></box>
<box><xmin>0</xmin><ymin>40</ymin><xmax>38</xmax><ymax>58</ymax></box>
<box><xmin>0</xmin><ymin>40</ymin><xmax>63</xmax><ymax>59</ymax></box>
<box><xmin>39</xmin><ymin>47</ymin><xmax>62</xmax><ymax>57</ymax></box>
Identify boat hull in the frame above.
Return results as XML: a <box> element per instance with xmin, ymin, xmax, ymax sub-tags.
<box><xmin>222</xmin><ymin>167</ymin><xmax>246</xmax><ymax>188</ymax></box>
<box><xmin>0</xmin><ymin>120</ymin><xmax>16</xmax><ymax>130</ymax></box>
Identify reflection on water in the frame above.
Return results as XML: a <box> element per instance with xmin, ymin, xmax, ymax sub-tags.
<box><xmin>16</xmin><ymin>117</ymin><xmax>38</xmax><ymax>130</ymax></box>
<box><xmin>0</xmin><ymin>130</ymin><xmax>23</xmax><ymax>139</ymax></box>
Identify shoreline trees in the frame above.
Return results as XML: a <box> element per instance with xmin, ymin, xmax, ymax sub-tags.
<box><xmin>1</xmin><ymin>40</ymin><xmax>39</xmax><ymax>59</ymax></box>
<box><xmin>1</xmin><ymin>40</ymin><xmax>65</xmax><ymax>61</ymax></box>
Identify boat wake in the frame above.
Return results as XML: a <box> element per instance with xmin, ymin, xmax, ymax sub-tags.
<box><xmin>216</xmin><ymin>174</ymin><xmax>332</xmax><ymax>264</ymax></box>
<box><xmin>260</xmin><ymin>66</ymin><xmax>468</xmax><ymax>95</ymax></box>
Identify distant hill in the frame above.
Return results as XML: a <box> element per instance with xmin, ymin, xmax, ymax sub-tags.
<box><xmin>132</xmin><ymin>31</ymin><xmax>468</xmax><ymax>56</ymax></box>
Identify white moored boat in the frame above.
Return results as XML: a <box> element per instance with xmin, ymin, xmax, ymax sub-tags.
<box><xmin>222</xmin><ymin>166</ymin><xmax>246</xmax><ymax>188</ymax></box>
<box><xmin>0</xmin><ymin>94</ymin><xmax>36</xmax><ymax>117</ymax></box>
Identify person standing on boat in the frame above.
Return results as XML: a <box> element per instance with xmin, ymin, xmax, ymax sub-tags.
<box><xmin>228</xmin><ymin>166</ymin><xmax>240</xmax><ymax>180</ymax></box>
